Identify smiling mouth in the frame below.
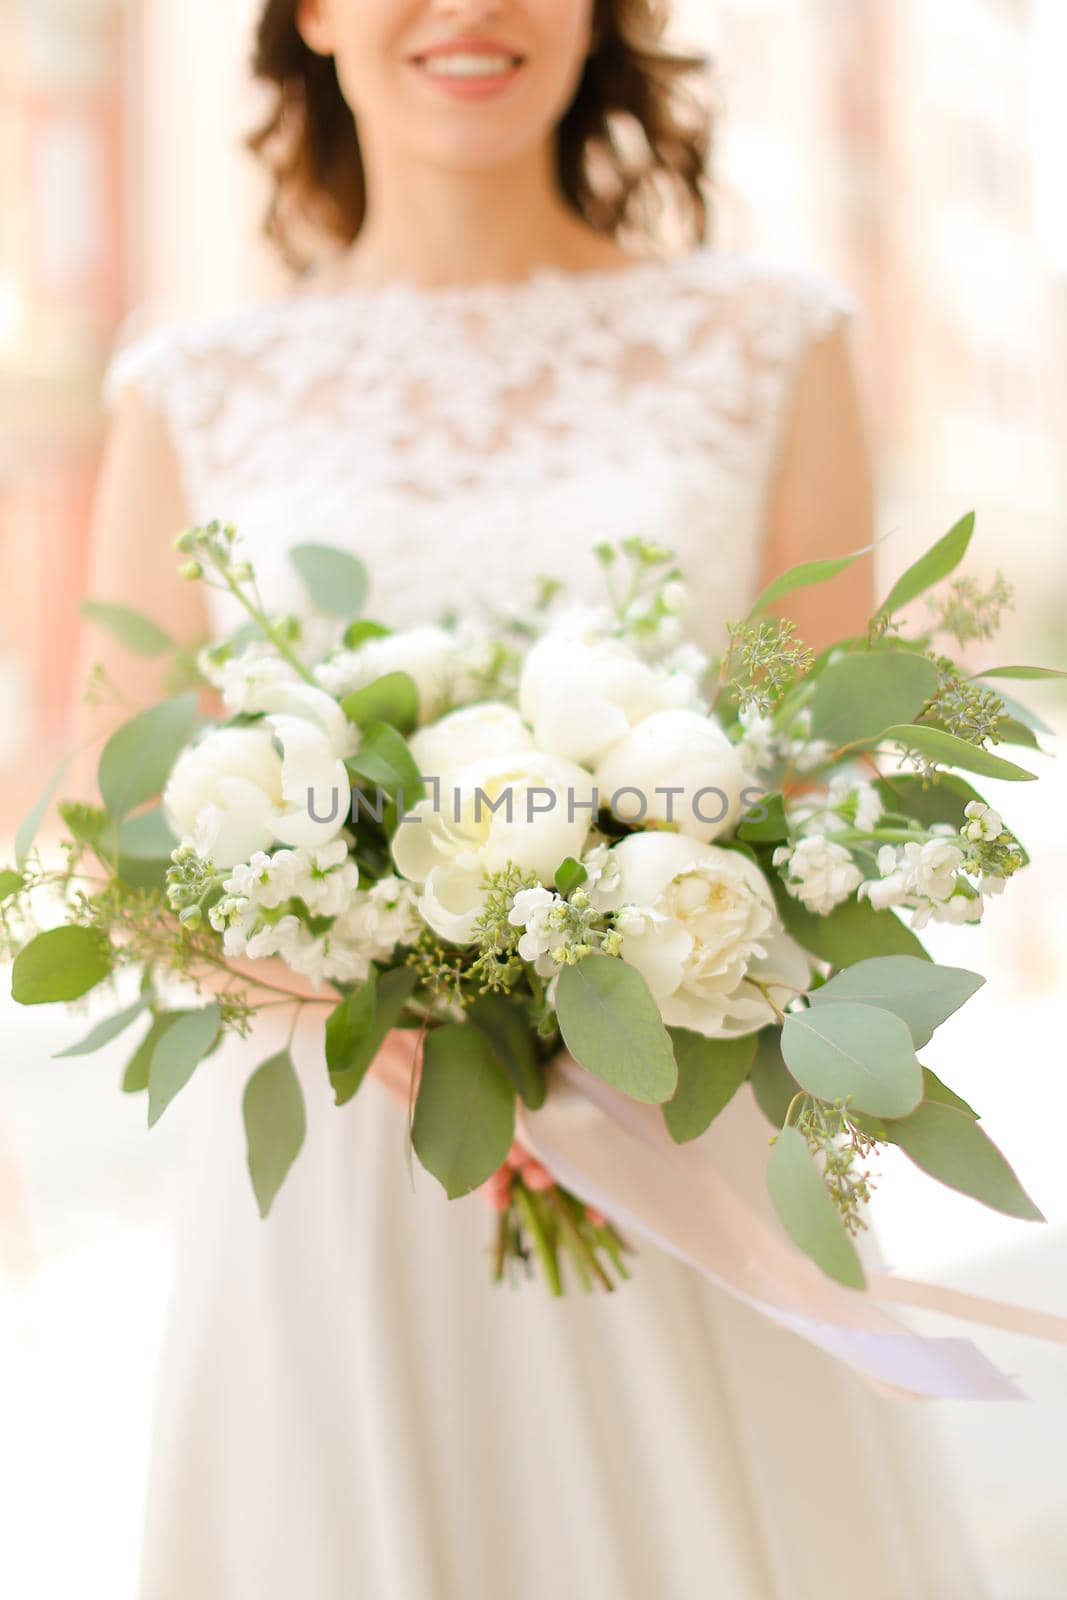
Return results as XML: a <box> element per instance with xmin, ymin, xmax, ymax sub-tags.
<box><xmin>410</xmin><ymin>53</ymin><xmax>526</xmax><ymax>79</ymax></box>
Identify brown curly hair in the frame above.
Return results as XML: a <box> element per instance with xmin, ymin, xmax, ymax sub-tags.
<box><xmin>246</xmin><ymin>0</ymin><xmax>714</xmax><ymax>274</ymax></box>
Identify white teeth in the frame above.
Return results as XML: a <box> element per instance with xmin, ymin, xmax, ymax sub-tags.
<box><xmin>420</xmin><ymin>54</ymin><xmax>518</xmax><ymax>78</ymax></box>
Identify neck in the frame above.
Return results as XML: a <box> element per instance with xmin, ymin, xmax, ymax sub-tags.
<box><xmin>328</xmin><ymin>136</ymin><xmax>635</xmax><ymax>290</ymax></box>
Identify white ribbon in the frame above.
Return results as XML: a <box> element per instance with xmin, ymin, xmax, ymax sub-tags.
<box><xmin>516</xmin><ymin>1059</ymin><xmax>1067</xmax><ymax>1402</ymax></box>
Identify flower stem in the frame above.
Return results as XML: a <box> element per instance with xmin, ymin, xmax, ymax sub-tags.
<box><xmin>513</xmin><ymin>1181</ymin><xmax>563</xmax><ymax>1297</ymax></box>
<box><xmin>217</xmin><ymin>566</ymin><xmax>319</xmax><ymax>688</ymax></box>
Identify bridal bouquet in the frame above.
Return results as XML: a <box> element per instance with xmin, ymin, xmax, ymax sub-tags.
<box><xmin>4</xmin><ymin>516</ymin><xmax>1062</xmax><ymax>1301</ymax></box>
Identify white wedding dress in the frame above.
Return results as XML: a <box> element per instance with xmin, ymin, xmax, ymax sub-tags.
<box><xmin>104</xmin><ymin>249</ymin><xmax>985</xmax><ymax>1600</ymax></box>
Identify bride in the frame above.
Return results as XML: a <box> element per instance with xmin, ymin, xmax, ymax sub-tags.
<box><xmin>82</xmin><ymin>0</ymin><xmax>986</xmax><ymax>1594</ymax></box>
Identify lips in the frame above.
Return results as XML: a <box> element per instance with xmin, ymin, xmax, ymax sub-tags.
<box><xmin>409</xmin><ymin>39</ymin><xmax>526</xmax><ymax>65</ymax></box>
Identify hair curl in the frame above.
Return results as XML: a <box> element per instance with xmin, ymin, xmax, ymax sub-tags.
<box><xmin>246</xmin><ymin>0</ymin><xmax>714</xmax><ymax>274</ymax></box>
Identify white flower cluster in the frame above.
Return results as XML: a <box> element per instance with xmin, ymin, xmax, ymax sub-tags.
<box><xmin>798</xmin><ymin>773</ymin><xmax>884</xmax><ymax>837</ymax></box>
<box><xmin>773</xmin><ymin>837</ymin><xmax>864</xmax><ymax>917</ymax></box>
<box><xmin>859</xmin><ymin>837</ymin><xmax>981</xmax><ymax>928</ymax></box>
<box><xmin>209</xmin><ymin>841</ymin><xmax>418</xmax><ymax>988</ymax></box>
<box><xmin>735</xmin><ymin>706</ymin><xmax>832</xmax><ymax>777</ymax></box>
<box><xmin>507</xmin><ymin>887</ymin><xmax>572</xmax><ymax>976</ymax></box>
<box><xmin>858</xmin><ymin>801</ymin><xmax>1017</xmax><ymax>930</ymax></box>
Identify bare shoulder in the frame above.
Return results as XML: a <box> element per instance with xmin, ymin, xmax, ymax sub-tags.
<box><xmin>679</xmin><ymin>248</ymin><xmax>859</xmax><ymax>351</ymax></box>
<box><xmin>101</xmin><ymin>289</ymin><xmax>310</xmax><ymax>419</ymax></box>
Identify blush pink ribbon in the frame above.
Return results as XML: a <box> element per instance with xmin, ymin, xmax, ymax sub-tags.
<box><xmin>516</xmin><ymin>1058</ymin><xmax>1067</xmax><ymax>1402</ymax></box>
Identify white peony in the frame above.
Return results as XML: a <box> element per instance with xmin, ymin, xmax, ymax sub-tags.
<box><xmin>315</xmin><ymin>626</ymin><xmax>467</xmax><ymax>723</ymax></box>
<box><xmin>164</xmin><ymin>707</ymin><xmax>352</xmax><ymax>869</ymax></box>
<box><xmin>518</xmin><ymin>633</ymin><xmax>702</xmax><ymax>765</ymax></box>
<box><xmin>392</xmin><ymin>750</ymin><xmax>596</xmax><ymax>943</ymax></box>
<box><xmin>409</xmin><ymin>702</ymin><xmax>533</xmax><ymax>785</ymax></box>
<box><xmin>594</xmin><ymin>709</ymin><xmax>750</xmax><ymax>843</ymax></box>
<box><xmin>259</xmin><ymin>713</ymin><xmax>352</xmax><ymax>851</ymax></box>
<box><xmin>598</xmin><ymin>831</ymin><xmax>810</xmax><ymax>1038</ymax></box>
<box><xmin>164</xmin><ymin>727</ymin><xmax>285</xmax><ymax>868</ymax></box>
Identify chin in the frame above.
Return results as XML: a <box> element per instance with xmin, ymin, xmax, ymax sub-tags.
<box><xmin>407</xmin><ymin>122</ymin><xmax>548</xmax><ymax>172</ymax></box>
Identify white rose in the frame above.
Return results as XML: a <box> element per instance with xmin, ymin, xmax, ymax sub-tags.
<box><xmin>518</xmin><ymin>633</ymin><xmax>702</xmax><ymax>765</ymax></box>
<box><xmin>392</xmin><ymin>750</ymin><xmax>595</xmax><ymax>943</ymax></box>
<box><xmin>315</xmin><ymin>626</ymin><xmax>464</xmax><ymax>722</ymax></box>
<box><xmin>164</xmin><ymin>727</ymin><xmax>285</xmax><ymax>868</ymax></box>
<box><xmin>409</xmin><ymin>702</ymin><xmax>533</xmax><ymax>785</ymax></box>
<box><xmin>599</xmin><ymin>831</ymin><xmax>810</xmax><ymax>1038</ymax></box>
<box><xmin>594</xmin><ymin>709</ymin><xmax>750</xmax><ymax>843</ymax></box>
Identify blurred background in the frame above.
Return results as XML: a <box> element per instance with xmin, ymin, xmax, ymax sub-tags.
<box><xmin>1</xmin><ymin>1</ymin><xmax>1065</xmax><ymax>1595</ymax></box>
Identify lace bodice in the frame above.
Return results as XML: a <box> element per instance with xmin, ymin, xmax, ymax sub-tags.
<box><xmin>102</xmin><ymin>251</ymin><xmax>855</xmax><ymax>643</ymax></box>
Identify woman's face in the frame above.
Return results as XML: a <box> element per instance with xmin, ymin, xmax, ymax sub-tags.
<box><xmin>296</xmin><ymin>0</ymin><xmax>597</xmax><ymax>171</ymax></box>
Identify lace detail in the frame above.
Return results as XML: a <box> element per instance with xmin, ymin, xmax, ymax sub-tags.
<box><xmin>102</xmin><ymin>251</ymin><xmax>855</xmax><ymax>640</ymax></box>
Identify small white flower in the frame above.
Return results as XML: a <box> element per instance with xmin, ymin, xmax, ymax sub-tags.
<box><xmin>909</xmin><ymin>839</ymin><xmax>965</xmax><ymax>903</ymax></box>
<box><xmin>962</xmin><ymin>800</ymin><xmax>1004</xmax><ymax>843</ymax></box>
<box><xmin>332</xmin><ymin>876</ymin><xmax>421</xmax><ymax>963</ymax></box>
<box><xmin>581</xmin><ymin>841</ymin><xmax>622</xmax><ymax>907</ymax></box>
<box><xmin>774</xmin><ymin>837</ymin><xmax>863</xmax><ymax>916</ymax></box>
<box><xmin>735</xmin><ymin>708</ymin><xmax>777</xmax><ymax>774</ymax></box>
<box><xmin>661</xmin><ymin>581</ymin><xmax>690</xmax><ymax>618</ymax></box>
<box><xmin>508</xmin><ymin>886</ymin><xmax>566</xmax><ymax>974</ymax></box>
<box><xmin>615</xmin><ymin>906</ymin><xmax>650</xmax><ymax>939</ymax></box>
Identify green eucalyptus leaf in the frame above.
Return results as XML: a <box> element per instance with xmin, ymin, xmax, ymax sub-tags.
<box><xmin>808</xmin><ymin>651</ymin><xmax>938</xmax><ymax>749</ymax></box>
<box><xmin>243</xmin><ymin>1049</ymin><xmax>307</xmax><ymax>1217</ymax></box>
<box><xmin>327</xmin><ymin>967</ymin><xmax>417</xmax><ymax>1107</ymax></box>
<box><xmin>885</xmin><ymin>1101</ymin><xmax>1044</xmax><ymax>1221</ymax></box>
<box><xmin>781</xmin><ymin>1003</ymin><xmax>923</xmax><ymax>1118</ymax></box>
<box><xmin>747</xmin><ymin>546</ymin><xmax>873</xmax><ymax>621</ymax></box>
<box><xmin>121</xmin><ymin>1015</ymin><xmax>172</xmax><ymax>1093</ymax></box>
<box><xmin>15</xmin><ymin>752</ymin><xmax>71</xmax><ymax>867</ymax></box>
<box><xmin>875</xmin><ymin>772</ymin><xmax>986</xmax><ymax>831</ymax></box>
<box><xmin>290</xmin><ymin>543</ymin><xmax>368</xmax><ymax>619</ymax></box>
<box><xmin>412</xmin><ymin>1023</ymin><xmax>515</xmax><ymax>1199</ymax></box>
<box><xmin>987</xmin><ymin>717</ymin><xmax>1039</xmax><ymax>751</ymax></box>
<box><xmin>115</xmin><ymin>808</ymin><xmax>181</xmax><ymax>890</ymax></box>
<box><xmin>12</xmin><ymin>926</ymin><xmax>113</xmax><ymax>1005</ymax></box>
<box><xmin>98</xmin><ymin>694</ymin><xmax>200</xmax><ymax>820</ymax></box>
<box><xmin>737</xmin><ymin>793</ymin><xmax>788</xmax><ymax>843</ymax></box>
<box><xmin>147</xmin><ymin>1002</ymin><xmax>221</xmax><ymax>1127</ymax></box>
<box><xmin>468</xmin><ymin>992</ymin><xmax>546</xmax><ymax>1110</ymax></box>
<box><xmin>809</xmin><ymin>956</ymin><xmax>984</xmax><ymax>1048</ymax></box>
<box><xmin>921</xmin><ymin>1067</ymin><xmax>979</xmax><ymax>1120</ymax></box>
<box><xmin>772</xmin><ymin>881</ymin><xmax>930</xmax><ymax>966</ymax></box>
<box><xmin>0</xmin><ymin>868</ymin><xmax>23</xmax><ymax>902</ymax></box>
<box><xmin>342</xmin><ymin>619</ymin><xmax>391</xmax><ymax>649</ymax></box>
<box><xmin>973</xmin><ymin>665</ymin><xmax>1067</xmax><ymax>682</ymax></box>
<box><xmin>554</xmin><ymin>857</ymin><xmax>588</xmax><ymax>896</ymax></box>
<box><xmin>749</xmin><ymin>1028</ymin><xmax>798</xmax><ymax>1127</ymax></box>
<box><xmin>663</xmin><ymin>1030</ymin><xmax>756</xmax><ymax>1143</ymax></box>
<box><xmin>341</xmin><ymin>672</ymin><xmax>419</xmax><ymax>735</ymax></box>
<box><xmin>878</xmin><ymin>512</ymin><xmax>975</xmax><ymax>618</ymax></box>
<box><xmin>80</xmin><ymin>599</ymin><xmax>173</xmax><ymax>658</ymax></box>
<box><xmin>880</xmin><ymin>724</ymin><xmax>1036</xmax><ymax>782</ymax></box>
<box><xmin>53</xmin><ymin>996</ymin><xmax>147</xmax><ymax>1059</ymax></box>
<box><xmin>767</xmin><ymin>1126</ymin><xmax>866</xmax><ymax>1288</ymax></box>
<box><xmin>346</xmin><ymin>722</ymin><xmax>423</xmax><ymax>803</ymax></box>
<box><xmin>555</xmin><ymin>954</ymin><xmax>678</xmax><ymax>1104</ymax></box>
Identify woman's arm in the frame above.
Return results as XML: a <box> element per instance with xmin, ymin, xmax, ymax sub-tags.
<box><xmin>68</xmin><ymin>384</ymin><xmax>209</xmax><ymax>797</ymax></box>
<box><xmin>760</xmin><ymin>321</ymin><xmax>876</xmax><ymax>649</ymax></box>
<box><xmin>73</xmin><ymin>381</ymin><xmax>411</xmax><ymax>1060</ymax></box>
